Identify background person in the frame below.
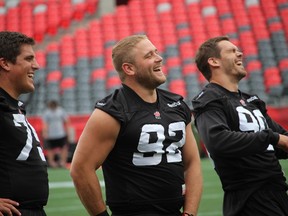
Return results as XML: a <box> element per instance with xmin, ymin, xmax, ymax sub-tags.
<box><xmin>70</xmin><ymin>34</ymin><xmax>203</xmax><ymax>216</ymax></box>
<box><xmin>0</xmin><ymin>31</ymin><xmax>48</xmax><ymax>216</ymax></box>
<box><xmin>192</xmin><ymin>35</ymin><xmax>288</xmax><ymax>216</ymax></box>
<box><xmin>42</xmin><ymin>100</ymin><xmax>70</xmax><ymax>168</ymax></box>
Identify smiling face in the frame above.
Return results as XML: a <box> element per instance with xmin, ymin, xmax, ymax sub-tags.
<box><xmin>131</xmin><ymin>39</ymin><xmax>166</xmax><ymax>89</ymax></box>
<box><xmin>5</xmin><ymin>44</ymin><xmax>39</xmax><ymax>98</ymax></box>
<box><xmin>217</xmin><ymin>40</ymin><xmax>247</xmax><ymax>81</ymax></box>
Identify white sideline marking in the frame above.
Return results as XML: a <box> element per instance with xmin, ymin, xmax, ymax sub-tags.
<box><xmin>49</xmin><ymin>180</ymin><xmax>105</xmax><ymax>189</ymax></box>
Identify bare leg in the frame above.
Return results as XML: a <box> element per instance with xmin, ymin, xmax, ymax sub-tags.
<box><xmin>47</xmin><ymin>149</ymin><xmax>58</xmax><ymax>168</ymax></box>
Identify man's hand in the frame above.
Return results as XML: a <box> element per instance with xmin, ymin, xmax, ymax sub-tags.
<box><xmin>278</xmin><ymin>134</ymin><xmax>288</xmax><ymax>152</ymax></box>
<box><xmin>0</xmin><ymin>198</ymin><xmax>21</xmax><ymax>216</ymax></box>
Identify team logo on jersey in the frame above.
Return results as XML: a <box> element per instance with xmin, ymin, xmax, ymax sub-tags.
<box><xmin>167</xmin><ymin>101</ymin><xmax>181</xmax><ymax>107</ymax></box>
<box><xmin>154</xmin><ymin>111</ymin><xmax>161</xmax><ymax>119</ymax></box>
<box><xmin>96</xmin><ymin>102</ymin><xmax>106</xmax><ymax>106</ymax></box>
<box><xmin>240</xmin><ymin>99</ymin><xmax>246</xmax><ymax>106</ymax></box>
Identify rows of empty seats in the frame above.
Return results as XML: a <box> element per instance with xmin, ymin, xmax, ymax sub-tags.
<box><xmin>0</xmin><ymin>0</ymin><xmax>98</xmax><ymax>42</ymax></box>
<box><xmin>21</xmin><ymin>0</ymin><xmax>288</xmax><ymax>115</ymax></box>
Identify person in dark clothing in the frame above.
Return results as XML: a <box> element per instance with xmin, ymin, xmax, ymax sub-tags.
<box><xmin>0</xmin><ymin>31</ymin><xmax>48</xmax><ymax>216</ymax></box>
<box><xmin>70</xmin><ymin>35</ymin><xmax>203</xmax><ymax>216</ymax></box>
<box><xmin>192</xmin><ymin>35</ymin><xmax>288</xmax><ymax>216</ymax></box>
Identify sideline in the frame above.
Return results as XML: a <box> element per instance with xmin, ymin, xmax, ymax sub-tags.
<box><xmin>49</xmin><ymin>180</ymin><xmax>105</xmax><ymax>189</ymax></box>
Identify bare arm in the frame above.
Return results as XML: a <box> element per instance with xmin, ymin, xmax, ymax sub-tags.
<box><xmin>70</xmin><ymin>109</ymin><xmax>120</xmax><ymax>215</ymax></box>
<box><xmin>0</xmin><ymin>198</ymin><xmax>21</xmax><ymax>216</ymax></box>
<box><xmin>182</xmin><ymin>123</ymin><xmax>203</xmax><ymax>216</ymax></box>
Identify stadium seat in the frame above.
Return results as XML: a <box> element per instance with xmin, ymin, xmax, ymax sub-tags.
<box><xmin>72</xmin><ymin>1</ymin><xmax>86</xmax><ymax>21</ymax></box>
<box><xmin>179</xmin><ymin>41</ymin><xmax>195</xmax><ymax>65</ymax></box>
<box><xmin>5</xmin><ymin>6</ymin><xmax>19</xmax><ymax>32</ymax></box>
<box><xmin>88</xmin><ymin>20</ymin><xmax>104</xmax><ymax>58</ymax></box>
<box><xmin>264</xmin><ymin>67</ymin><xmax>283</xmax><ymax>91</ymax></box>
<box><xmin>271</xmin><ymin>31</ymin><xmax>288</xmax><ymax>59</ymax></box>
<box><xmin>128</xmin><ymin>0</ymin><xmax>146</xmax><ymax>34</ymax></box>
<box><xmin>106</xmin><ymin>75</ymin><xmax>121</xmax><ymax>94</ymax></box>
<box><xmin>275</xmin><ymin>0</ymin><xmax>288</xmax><ymax>37</ymax></box>
<box><xmin>114</xmin><ymin>6</ymin><xmax>131</xmax><ymax>40</ymax></box>
<box><xmin>46</xmin><ymin>1</ymin><xmax>60</xmax><ymax>36</ymax></box>
<box><xmin>60</xmin><ymin>34</ymin><xmax>76</xmax><ymax>67</ymax></box>
<box><xmin>74</xmin><ymin>28</ymin><xmax>89</xmax><ymax>59</ymax></box>
<box><xmin>0</xmin><ymin>6</ymin><xmax>6</xmax><ymax>31</ymax></box>
<box><xmin>101</xmin><ymin>13</ymin><xmax>117</xmax><ymax>47</ymax></box>
<box><xmin>19</xmin><ymin>1</ymin><xmax>33</xmax><ymax>37</ymax></box>
<box><xmin>247</xmin><ymin>5</ymin><xmax>270</xmax><ymax>40</ymax></box>
<box><xmin>59</xmin><ymin>0</ymin><xmax>73</xmax><ymax>28</ymax></box>
<box><xmin>46</xmin><ymin>46</ymin><xmax>60</xmax><ymax>72</ymax></box>
<box><xmin>33</xmin><ymin>3</ymin><xmax>47</xmax><ymax>42</ymax></box>
<box><xmin>91</xmin><ymin>68</ymin><xmax>107</xmax><ymax>102</ymax></box>
<box><xmin>62</xmin><ymin>66</ymin><xmax>76</xmax><ymax>79</ymax></box>
<box><xmin>169</xmin><ymin>79</ymin><xmax>187</xmax><ymax>98</ymax></box>
<box><xmin>171</xmin><ymin>0</ymin><xmax>189</xmax><ymax>28</ymax></box>
<box><xmin>186</xmin><ymin>2</ymin><xmax>207</xmax><ymax>49</ymax></box>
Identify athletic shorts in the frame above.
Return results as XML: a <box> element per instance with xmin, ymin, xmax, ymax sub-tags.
<box><xmin>13</xmin><ymin>208</ymin><xmax>46</xmax><ymax>216</ymax></box>
<box><xmin>44</xmin><ymin>136</ymin><xmax>67</xmax><ymax>149</ymax></box>
<box><xmin>224</xmin><ymin>188</ymin><xmax>288</xmax><ymax>216</ymax></box>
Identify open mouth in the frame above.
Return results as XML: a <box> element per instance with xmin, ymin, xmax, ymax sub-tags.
<box><xmin>153</xmin><ymin>67</ymin><xmax>162</xmax><ymax>72</ymax></box>
<box><xmin>236</xmin><ymin>61</ymin><xmax>243</xmax><ymax>66</ymax></box>
<box><xmin>28</xmin><ymin>74</ymin><xmax>34</xmax><ymax>79</ymax></box>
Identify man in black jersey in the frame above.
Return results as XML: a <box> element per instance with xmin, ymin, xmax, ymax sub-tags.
<box><xmin>0</xmin><ymin>31</ymin><xmax>48</xmax><ymax>216</ymax></box>
<box><xmin>192</xmin><ymin>36</ymin><xmax>288</xmax><ymax>216</ymax></box>
<box><xmin>70</xmin><ymin>35</ymin><xmax>203</xmax><ymax>216</ymax></box>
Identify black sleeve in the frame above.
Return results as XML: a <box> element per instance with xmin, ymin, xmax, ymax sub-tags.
<box><xmin>195</xmin><ymin>105</ymin><xmax>279</xmax><ymax>158</ymax></box>
<box><xmin>265</xmin><ymin>114</ymin><xmax>288</xmax><ymax>159</ymax></box>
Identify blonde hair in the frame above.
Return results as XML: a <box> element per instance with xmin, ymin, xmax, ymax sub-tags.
<box><xmin>112</xmin><ymin>35</ymin><xmax>148</xmax><ymax>81</ymax></box>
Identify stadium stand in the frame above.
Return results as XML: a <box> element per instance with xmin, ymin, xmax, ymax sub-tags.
<box><xmin>3</xmin><ymin>0</ymin><xmax>285</xmax><ymax>141</ymax></box>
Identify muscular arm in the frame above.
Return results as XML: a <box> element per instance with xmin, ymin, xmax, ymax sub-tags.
<box><xmin>182</xmin><ymin>123</ymin><xmax>203</xmax><ymax>216</ymax></box>
<box><xmin>70</xmin><ymin>109</ymin><xmax>120</xmax><ymax>215</ymax></box>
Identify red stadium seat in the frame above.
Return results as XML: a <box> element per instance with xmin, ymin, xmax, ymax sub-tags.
<box><xmin>91</xmin><ymin>68</ymin><xmax>106</xmax><ymax>81</ymax></box>
<box><xmin>46</xmin><ymin>70</ymin><xmax>62</xmax><ymax>83</ymax></box>
<box><xmin>33</xmin><ymin>3</ymin><xmax>47</xmax><ymax>42</ymax></box>
<box><xmin>6</xmin><ymin>7</ymin><xmax>19</xmax><ymax>32</ymax></box>
<box><xmin>60</xmin><ymin>77</ymin><xmax>76</xmax><ymax>90</ymax></box>
<box><xmin>46</xmin><ymin>1</ymin><xmax>60</xmax><ymax>35</ymax></box>
<box><xmin>169</xmin><ymin>79</ymin><xmax>187</xmax><ymax>98</ymax></box>
<box><xmin>88</xmin><ymin>20</ymin><xmax>104</xmax><ymax>58</ymax></box>
<box><xmin>60</xmin><ymin>34</ymin><xmax>76</xmax><ymax>67</ymax></box>
<box><xmin>247</xmin><ymin>5</ymin><xmax>270</xmax><ymax>40</ymax></box>
<box><xmin>74</xmin><ymin>28</ymin><xmax>89</xmax><ymax>58</ymax></box>
<box><xmin>115</xmin><ymin>5</ymin><xmax>131</xmax><ymax>39</ymax></box>
<box><xmin>19</xmin><ymin>1</ymin><xmax>33</xmax><ymax>37</ymax></box>
<box><xmin>264</xmin><ymin>67</ymin><xmax>282</xmax><ymax>89</ymax></box>
<box><xmin>59</xmin><ymin>0</ymin><xmax>73</xmax><ymax>28</ymax></box>
<box><xmin>182</xmin><ymin>63</ymin><xmax>198</xmax><ymax>76</ymax></box>
<box><xmin>35</xmin><ymin>50</ymin><xmax>47</xmax><ymax>68</ymax></box>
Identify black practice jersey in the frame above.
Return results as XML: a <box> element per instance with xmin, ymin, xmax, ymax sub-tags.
<box><xmin>0</xmin><ymin>88</ymin><xmax>48</xmax><ymax>208</ymax></box>
<box><xmin>95</xmin><ymin>84</ymin><xmax>191</xmax><ymax>214</ymax></box>
<box><xmin>192</xmin><ymin>83</ymin><xmax>288</xmax><ymax>192</ymax></box>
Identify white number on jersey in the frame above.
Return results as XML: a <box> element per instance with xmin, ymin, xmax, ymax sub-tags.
<box><xmin>13</xmin><ymin>114</ymin><xmax>46</xmax><ymax>161</ymax></box>
<box><xmin>132</xmin><ymin>122</ymin><xmax>185</xmax><ymax>166</ymax></box>
<box><xmin>236</xmin><ymin>106</ymin><xmax>274</xmax><ymax>151</ymax></box>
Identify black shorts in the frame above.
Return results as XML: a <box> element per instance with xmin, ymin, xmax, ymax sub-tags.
<box><xmin>13</xmin><ymin>208</ymin><xmax>46</xmax><ymax>216</ymax></box>
<box><xmin>224</xmin><ymin>188</ymin><xmax>288</xmax><ymax>216</ymax></box>
<box><xmin>44</xmin><ymin>136</ymin><xmax>67</xmax><ymax>149</ymax></box>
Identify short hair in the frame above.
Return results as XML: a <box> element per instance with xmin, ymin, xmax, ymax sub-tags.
<box><xmin>0</xmin><ymin>31</ymin><xmax>35</xmax><ymax>64</ymax></box>
<box><xmin>195</xmin><ymin>36</ymin><xmax>230</xmax><ymax>81</ymax></box>
<box><xmin>112</xmin><ymin>34</ymin><xmax>148</xmax><ymax>81</ymax></box>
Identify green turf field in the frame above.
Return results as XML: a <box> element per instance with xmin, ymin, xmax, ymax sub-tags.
<box><xmin>45</xmin><ymin>158</ymin><xmax>288</xmax><ymax>216</ymax></box>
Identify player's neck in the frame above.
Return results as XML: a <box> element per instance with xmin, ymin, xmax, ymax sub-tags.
<box><xmin>126</xmin><ymin>83</ymin><xmax>157</xmax><ymax>103</ymax></box>
<box><xmin>210</xmin><ymin>79</ymin><xmax>239</xmax><ymax>93</ymax></box>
